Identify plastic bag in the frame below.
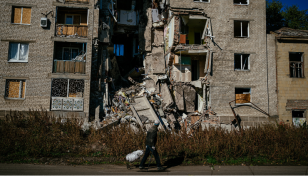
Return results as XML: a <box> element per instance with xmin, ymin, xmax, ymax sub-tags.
<box><xmin>126</xmin><ymin>150</ymin><xmax>144</xmax><ymax>162</ymax></box>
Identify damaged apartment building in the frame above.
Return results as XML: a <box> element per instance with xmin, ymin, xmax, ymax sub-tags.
<box><xmin>0</xmin><ymin>0</ymin><xmax>278</xmax><ymax>130</ymax></box>
<box><xmin>97</xmin><ymin>0</ymin><xmax>278</xmax><ymax>131</ymax></box>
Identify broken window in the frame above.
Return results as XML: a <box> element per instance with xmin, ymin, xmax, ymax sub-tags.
<box><xmin>234</xmin><ymin>54</ymin><xmax>249</xmax><ymax>70</ymax></box>
<box><xmin>114</xmin><ymin>44</ymin><xmax>124</xmax><ymax>56</ymax></box>
<box><xmin>290</xmin><ymin>52</ymin><xmax>304</xmax><ymax>78</ymax></box>
<box><xmin>234</xmin><ymin>21</ymin><xmax>249</xmax><ymax>38</ymax></box>
<box><xmin>62</xmin><ymin>47</ymin><xmax>79</xmax><ymax>60</ymax></box>
<box><xmin>234</xmin><ymin>0</ymin><xmax>248</xmax><ymax>5</ymax></box>
<box><xmin>5</xmin><ymin>80</ymin><xmax>26</xmax><ymax>99</ymax></box>
<box><xmin>292</xmin><ymin>110</ymin><xmax>306</xmax><ymax>127</ymax></box>
<box><xmin>12</xmin><ymin>7</ymin><xmax>32</xmax><ymax>24</ymax></box>
<box><xmin>235</xmin><ymin>88</ymin><xmax>251</xmax><ymax>104</ymax></box>
<box><xmin>51</xmin><ymin>79</ymin><xmax>84</xmax><ymax>111</ymax></box>
<box><xmin>194</xmin><ymin>0</ymin><xmax>209</xmax><ymax>2</ymax></box>
<box><xmin>51</xmin><ymin>79</ymin><xmax>84</xmax><ymax>98</ymax></box>
<box><xmin>8</xmin><ymin>42</ymin><xmax>29</xmax><ymax>62</ymax></box>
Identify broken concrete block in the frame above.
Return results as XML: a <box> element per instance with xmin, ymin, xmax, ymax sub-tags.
<box><xmin>183</xmin><ymin>85</ymin><xmax>196</xmax><ymax>112</ymax></box>
<box><xmin>152</xmin><ymin>47</ymin><xmax>165</xmax><ymax>74</ymax></box>
<box><xmin>174</xmin><ymin>85</ymin><xmax>184</xmax><ymax>111</ymax></box>
<box><xmin>161</xmin><ymin>83</ymin><xmax>174</xmax><ymax>109</ymax></box>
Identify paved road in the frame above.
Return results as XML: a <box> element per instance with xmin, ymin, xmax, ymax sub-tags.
<box><xmin>0</xmin><ymin>164</ymin><xmax>307</xmax><ymax>175</ymax></box>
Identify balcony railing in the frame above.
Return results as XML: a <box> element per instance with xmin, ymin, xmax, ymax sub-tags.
<box><xmin>56</xmin><ymin>24</ymin><xmax>88</xmax><ymax>38</ymax></box>
<box><xmin>53</xmin><ymin>60</ymin><xmax>86</xmax><ymax>74</ymax></box>
<box><xmin>51</xmin><ymin>97</ymin><xmax>84</xmax><ymax>111</ymax></box>
<box><xmin>56</xmin><ymin>0</ymin><xmax>89</xmax><ymax>4</ymax></box>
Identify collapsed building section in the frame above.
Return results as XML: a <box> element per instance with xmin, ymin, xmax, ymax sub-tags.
<box><xmin>90</xmin><ymin>0</ymin><xmax>278</xmax><ymax>132</ymax></box>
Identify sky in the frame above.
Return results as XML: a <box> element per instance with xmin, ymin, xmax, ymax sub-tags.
<box><xmin>269</xmin><ymin>0</ymin><xmax>308</xmax><ymax>11</ymax></box>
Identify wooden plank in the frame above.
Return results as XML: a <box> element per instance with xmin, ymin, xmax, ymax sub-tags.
<box><xmin>80</xmin><ymin>62</ymin><xmax>85</xmax><ymax>74</ymax></box>
<box><xmin>75</xmin><ymin>62</ymin><xmax>80</xmax><ymax>73</ymax></box>
<box><xmin>67</xmin><ymin>26</ymin><xmax>74</xmax><ymax>35</ymax></box>
<box><xmin>22</xmin><ymin>8</ymin><xmax>31</xmax><ymax>24</ymax></box>
<box><xmin>8</xmin><ymin>81</ymin><xmax>20</xmax><ymax>98</ymax></box>
<box><xmin>57</xmin><ymin>61</ymin><xmax>65</xmax><ymax>73</ymax></box>
<box><xmin>13</xmin><ymin>7</ymin><xmax>22</xmax><ymax>23</ymax></box>
<box><xmin>82</xmin><ymin>27</ymin><xmax>88</xmax><ymax>37</ymax></box>
<box><xmin>236</xmin><ymin>94</ymin><xmax>250</xmax><ymax>104</ymax></box>
<box><xmin>22</xmin><ymin>81</ymin><xmax>26</xmax><ymax>98</ymax></box>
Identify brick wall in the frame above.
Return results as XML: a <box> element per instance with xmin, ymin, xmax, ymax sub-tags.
<box><xmin>276</xmin><ymin>39</ymin><xmax>308</xmax><ymax>123</ymax></box>
<box><xmin>0</xmin><ymin>0</ymin><xmax>98</xmax><ymax>117</ymax></box>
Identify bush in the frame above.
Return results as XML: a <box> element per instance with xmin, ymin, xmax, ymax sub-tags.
<box><xmin>1</xmin><ymin>110</ymin><xmax>308</xmax><ymax>163</ymax></box>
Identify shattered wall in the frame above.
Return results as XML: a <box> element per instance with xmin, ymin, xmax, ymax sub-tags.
<box><xmin>169</xmin><ymin>0</ymin><xmax>278</xmax><ymax>123</ymax></box>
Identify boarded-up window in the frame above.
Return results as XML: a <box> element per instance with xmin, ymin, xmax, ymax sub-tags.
<box><xmin>5</xmin><ymin>80</ymin><xmax>26</xmax><ymax>99</ymax></box>
<box><xmin>12</xmin><ymin>7</ymin><xmax>31</xmax><ymax>24</ymax></box>
<box><xmin>235</xmin><ymin>88</ymin><xmax>251</xmax><ymax>104</ymax></box>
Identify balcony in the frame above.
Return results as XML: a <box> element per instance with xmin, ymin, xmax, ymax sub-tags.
<box><xmin>51</xmin><ymin>97</ymin><xmax>84</xmax><ymax>111</ymax></box>
<box><xmin>53</xmin><ymin>60</ymin><xmax>86</xmax><ymax>74</ymax></box>
<box><xmin>56</xmin><ymin>24</ymin><xmax>88</xmax><ymax>38</ymax></box>
<box><xmin>55</xmin><ymin>7</ymin><xmax>88</xmax><ymax>38</ymax></box>
<box><xmin>53</xmin><ymin>41</ymin><xmax>87</xmax><ymax>74</ymax></box>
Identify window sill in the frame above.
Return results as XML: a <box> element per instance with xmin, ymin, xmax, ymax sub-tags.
<box><xmin>235</xmin><ymin>69</ymin><xmax>250</xmax><ymax>71</ymax></box>
<box><xmin>234</xmin><ymin>36</ymin><xmax>250</xmax><ymax>38</ymax></box>
<box><xmin>235</xmin><ymin>103</ymin><xmax>251</xmax><ymax>105</ymax></box>
<box><xmin>8</xmin><ymin>61</ymin><xmax>28</xmax><ymax>63</ymax></box>
<box><xmin>193</xmin><ymin>2</ymin><xmax>210</xmax><ymax>3</ymax></box>
<box><xmin>11</xmin><ymin>23</ymin><xmax>31</xmax><ymax>26</ymax></box>
<box><xmin>234</xmin><ymin>4</ymin><xmax>249</xmax><ymax>6</ymax></box>
<box><xmin>289</xmin><ymin>77</ymin><xmax>305</xmax><ymax>79</ymax></box>
<box><xmin>4</xmin><ymin>98</ymin><xmax>25</xmax><ymax>101</ymax></box>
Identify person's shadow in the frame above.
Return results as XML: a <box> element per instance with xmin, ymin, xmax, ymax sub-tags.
<box><xmin>164</xmin><ymin>155</ymin><xmax>185</xmax><ymax>169</ymax></box>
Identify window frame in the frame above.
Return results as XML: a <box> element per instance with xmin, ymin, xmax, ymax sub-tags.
<box><xmin>234</xmin><ymin>21</ymin><xmax>249</xmax><ymax>38</ymax></box>
<box><xmin>64</xmin><ymin>14</ymin><xmax>81</xmax><ymax>25</ymax></box>
<box><xmin>234</xmin><ymin>0</ymin><xmax>249</xmax><ymax>5</ymax></box>
<box><xmin>292</xmin><ymin>110</ymin><xmax>306</xmax><ymax>127</ymax></box>
<box><xmin>51</xmin><ymin>78</ymin><xmax>84</xmax><ymax>98</ymax></box>
<box><xmin>62</xmin><ymin>47</ymin><xmax>80</xmax><ymax>60</ymax></box>
<box><xmin>4</xmin><ymin>79</ymin><xmax>26</xmax><ymax>100</ymax></box>
<box><xmin>289</xmin><ymin>52</ymin><xmax>304</xmax><ymax>78</ymax></box>
<box><xmin>234</xmin><ymin>54</ymin><xmax>250</xmax><ymax>71</ymax></box>
<box><xmin>8</xmin><ymin>42</ymin><xmax>29</xmax><ymax>62</ymax></box>
<box><xmin>193</xmin><ymin>0</ymin><xmax>210</xmax><ymax>3</ymax></box>
<box><xmin>11</xmin><ymin>6</ymin><xmax>32</xmax><ymax>25</ymax></box>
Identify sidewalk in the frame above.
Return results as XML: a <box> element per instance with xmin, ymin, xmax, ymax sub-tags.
<box><xmin>0</xmin><ymin>164</ymin><xmax>307</xmax><ymax>175</ymax></box>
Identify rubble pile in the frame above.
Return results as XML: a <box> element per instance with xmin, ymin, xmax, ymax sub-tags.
<box><xmin>96</xmin><ymin>75</ymin><xmax>228</xmax><ymax>133</ymax></box>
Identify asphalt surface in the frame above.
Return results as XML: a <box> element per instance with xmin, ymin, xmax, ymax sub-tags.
<box><xmin>0</xmin><ymin>164</ymin><xmax>307</xmax><ymax>175</ymax></box>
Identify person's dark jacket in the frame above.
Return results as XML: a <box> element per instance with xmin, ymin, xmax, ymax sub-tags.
<box><xmin>145</xmin><ymin>125</ymin><xmax>158</xmax><ymax>146</ymax></box>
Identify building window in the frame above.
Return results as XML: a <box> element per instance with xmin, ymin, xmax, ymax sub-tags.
<box><xmin>8</xmin><ymin>42</ymin><xmax>29</xmax><ymax>62</ymax></box>
<box><xmin>12</xmin><ymin>7</ymin><xmax>32</xmax><ymax>25</ymax></box>
<box><xmin>62</xmin><ymin>47</ymin><xmax>79</xmax><ymax>60</ymax></box>
<box><xmin>290</xmin><ymin>52</ymin><xmax>304</xmax><ymax>78</ymax></box>
<box><xmin>114</xmin><ymin>44</ymin><xmax>124</xmax><ymax>56</ymax></box>
<box><xmin>65</xmin><ymin>14</ymin><xmax>81</xmax><ymax>25</ymax></box>
<box><xmin>51</xmin><ymin>79</ymin><xmax>84</xmax><ymax>98</ymax></box>
<box><xmin>235</xmin><ymin>54</ymin><xmax>250</xmax><ymax>70</ymax></box>
<box><xmin>235</xmin><ymin>88</ymin><xmax>251</xmax><ymax>104</ymax></box>
<box><xmin>234</xmin><ymin>0</ymin><xmax>249</xmax><ymax>5</ymax></box>
<box><xmin>292</xmin><ymin>110</ymin><xmax>306</xmax><ymax>127</ymax></box>
<box><xmin>194</xmin><ymin>0</ymin><xmax>209</xmax><ymax>2</ymax></box>
<box><xmin>5</xmin><ymin>80</ymin><xmax>26</xmax><ymax>99</ymax></box>
<box><xmin>51</xmin><ymin>79</ymin><xmax>84</xmax><ymax>111</ymax></box>
<box><xmin>234</xmin><ymin>21</ymin><xmax>249</xmax><ymax>38</ymax></box>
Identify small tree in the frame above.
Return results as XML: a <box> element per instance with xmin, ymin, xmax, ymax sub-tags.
<box><xmin>283</xmin><ymin>5</ymin><xmax>308</xmax><ymax>30</ymax></box>
<box><xmin>266</xmin><ymin>0</ymin><xmax>284</xmax><ymax>31</ymax></box>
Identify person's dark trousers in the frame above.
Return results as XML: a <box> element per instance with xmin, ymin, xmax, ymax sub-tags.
<box><xmin>140</xmin><ymin>145</ymin><xmax>162</xmax><ymax>167</ymax></box>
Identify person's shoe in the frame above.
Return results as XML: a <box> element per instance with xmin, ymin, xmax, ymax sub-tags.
<box><xmin>157</xmin><ymin>167</ymin><xmax>165</xmax><ymax>171</ymax></box>
<box><xmin>139</xmin><ymin>166</ymin><xmax>145</xmax><ymax>169</ymax></box>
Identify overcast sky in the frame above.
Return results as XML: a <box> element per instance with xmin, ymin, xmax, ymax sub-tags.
<box><xmin>269</xmin><ymin>0</ymin><xmax>308</xmax><ymax>11</ymax></box>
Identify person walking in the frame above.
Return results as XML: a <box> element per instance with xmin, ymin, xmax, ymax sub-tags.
<box><xmin>139</xmin><ymin>120</ymin><xmax>164</xmax><ymax>170</ymax></box>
